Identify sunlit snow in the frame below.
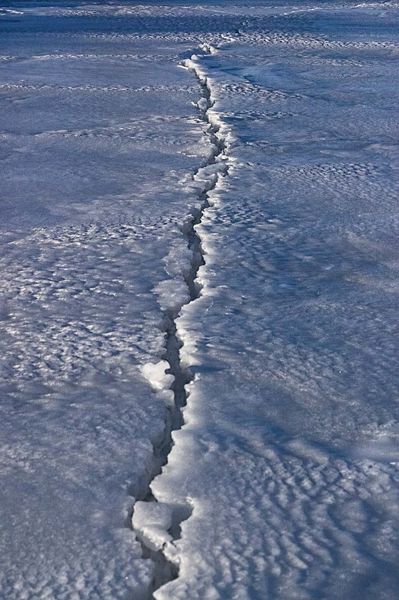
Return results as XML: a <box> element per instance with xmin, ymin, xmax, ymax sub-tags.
<box><xmin>0</xmin><ymin>1</ymin><xmax>398</xmax><ymax>599</ymax></box>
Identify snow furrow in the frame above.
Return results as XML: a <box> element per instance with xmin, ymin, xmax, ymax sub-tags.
<box><xmin>131</xmin><ymin>45</ymin><xmax>232</xmax><ymax>598</ymax></box>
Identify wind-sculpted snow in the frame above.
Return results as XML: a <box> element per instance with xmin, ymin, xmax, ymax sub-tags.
<box><xmin>148</xmin><ymin>5</ymin><xmax>399</xmax><ymax>600</ymax></box>
<box><xmin>0</xmin><ymin>4</ymin><xmax>212</xmax><ymax>598</ymax></box>
<box><xmin>1</xmin><ymin>1</ymin><xmax>399</xmax><ymax>599</ymax></box>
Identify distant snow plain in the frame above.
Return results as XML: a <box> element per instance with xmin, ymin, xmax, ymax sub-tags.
<box><xmin>0</xmin><ymin>1</ymin><xmax>399</xmax><ymax>599</ymax></box>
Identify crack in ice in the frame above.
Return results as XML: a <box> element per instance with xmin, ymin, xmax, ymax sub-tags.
<box><xmin>130</xmin><ymin>44</ymin><xmax>233</xmax><ymax>598</ymax></box>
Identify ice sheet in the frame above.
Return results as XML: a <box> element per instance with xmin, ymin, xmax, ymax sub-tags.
<box><xmin>1</xmin><ymin>2</ymin><xmax>399</xmax><ymax>599</ymax></box>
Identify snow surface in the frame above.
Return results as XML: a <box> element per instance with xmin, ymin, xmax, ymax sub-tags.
<box><xmin>0</xmin><ymin>3</ymin><xmax>210</xmax><ymax>597</ymax></box>
<box><xmin>1</xmin><ymin>1</ymin><xmax>399</xmax><ymax>599</ymax></box>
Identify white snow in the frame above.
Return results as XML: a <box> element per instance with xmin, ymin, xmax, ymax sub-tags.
<box><xmin>132</xmin><ymin>501</ymin><xmax>173</xmax><ymax>552</ymax></box>
<box><xmin>0</xmin><ymin>2</ymin><xmax>209</xmax><ymax>597</ymax></box>
<box><xmin>151</xmin><ymin>5</ymin><xmax>399</xmax><ymax>600</ymax></box>
<box><xmin>1</xmin><ymin>1</ymin><xmax>399</xmax><ymax>599</ymax></box>
<box><xmin>141</xmin><ymin>361</ymin><xmax>174</xmax><ymax>393</ymax></box>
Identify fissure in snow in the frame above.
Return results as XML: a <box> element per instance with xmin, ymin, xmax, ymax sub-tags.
<box><xmin>131</xmin><ymin>45</ymin><xmax>232</xmax><ymax>597</ymax></box>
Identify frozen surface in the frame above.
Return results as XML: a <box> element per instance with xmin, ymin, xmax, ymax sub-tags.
<box><xmin>0</xmin><ymin>2</ymin><xmax>209</xmax><ymax>598</ymax></box>
<box><xmin>149</xmin><ymin>4</ymin><xmax>399</xmax><ymax>600</ymax></box>
<box><xmin>1</xmin><ymin>1</ymin><xmax>399</xmax><ymax>599</ymax></box>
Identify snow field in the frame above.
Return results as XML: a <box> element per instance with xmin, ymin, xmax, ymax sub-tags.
<box><xmin>0</xmin><ymin>2</ymin><xmax>398</xmax><ymax>599</ymax></box>
<box><xmin>0</xmin><ymin>3</ymin><xmax>212</xmax><ymax>597</ymax></box>
<box><xmin>148</xmin><ymin>5</ymin><xmax>399</xmax><ymax>598</ymax></box>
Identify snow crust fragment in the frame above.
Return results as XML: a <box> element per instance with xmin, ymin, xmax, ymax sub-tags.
<box><xmin>141</xmin><ymin>361</ymin><xmax>174</xmax><ymax>393</ymax></box>
<box><xmin>132</xmin><ymin>502</ymin><xmax>173</xmax><ymax>552</ymax></box>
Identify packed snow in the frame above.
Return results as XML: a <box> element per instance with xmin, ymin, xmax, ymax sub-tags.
<box><xmin>0</xmin><ymin>1</ymin><xmax>398</xmax><ymax>599</ymax></box>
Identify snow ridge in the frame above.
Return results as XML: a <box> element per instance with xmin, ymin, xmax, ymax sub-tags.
<box><xmin>132</xmin><ymin>45</ymin><xmax>232</xmax><ymax>597</ymax></box>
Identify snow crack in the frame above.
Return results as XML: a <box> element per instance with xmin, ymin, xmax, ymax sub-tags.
<box><xmin>131</xmin><ymin>44</ymin><xmax>232</xmax><ymax>598</ymax></box>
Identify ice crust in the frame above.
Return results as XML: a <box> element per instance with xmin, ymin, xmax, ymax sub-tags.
<box><xmin>152</xmin><ymin>5</ymin><xmax>399</xmax><ymax>600</ymax></box>
<box><xmin>1</xmin><ymin>1</ymin><xmax>399</xmax><ymax>599</ymax></box>
<box><xmin>0</xmin><ymin>3</ymin><xmax>208</xmax><ymax>597</ymax></box>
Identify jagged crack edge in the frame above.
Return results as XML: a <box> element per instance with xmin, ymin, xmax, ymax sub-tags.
<box><xmin>131</xmin><ymin>45</ymin><xmax>231</xmax><ymax>599</ymax></box>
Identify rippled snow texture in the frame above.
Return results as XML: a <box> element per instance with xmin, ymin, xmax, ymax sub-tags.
<box><xmin>150</xmin><ymin>5</ymin><xmax>399</xmax><ymax>600</ymax></box>
<box><xmin>0</xmin><ymin>3</ymin><xmax>209</xmax><ymax>597</ymax></box>
<box><xmin>1</xmin><ymin>1</ymin><xmax>399</xmax><ymax>599</ymax></box>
